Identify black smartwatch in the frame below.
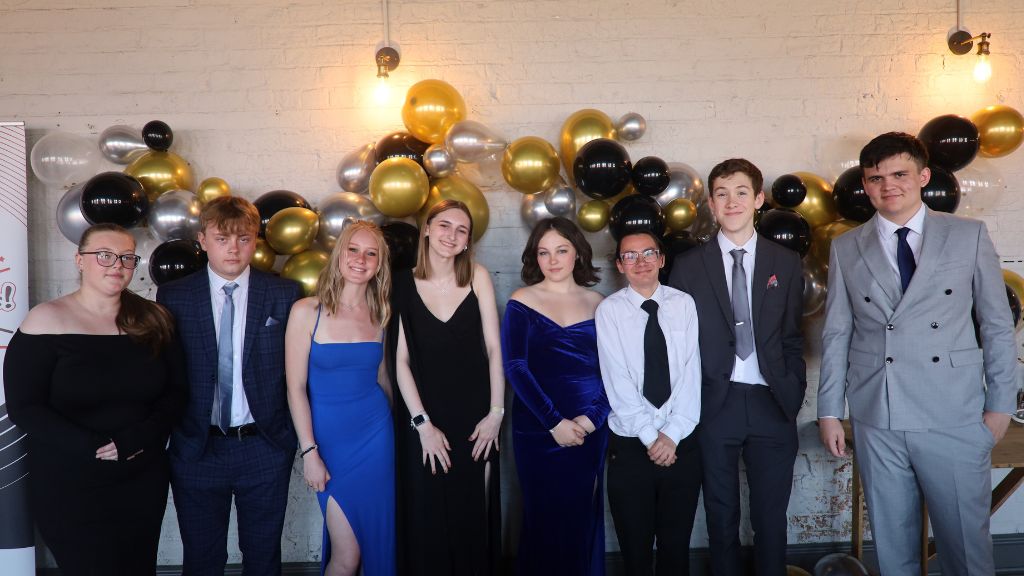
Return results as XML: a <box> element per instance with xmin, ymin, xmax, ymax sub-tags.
<box><xmin>410</xmin><ymin>413</ymin><xmax>430</xmax><ymax>429</ymax></box>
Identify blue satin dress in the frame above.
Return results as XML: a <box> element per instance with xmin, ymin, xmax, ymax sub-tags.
<box><xmin>501</xmin><ymin>299</ymin><xmax>610</xmax><ymax>576</ymax></box>
<box><xmin>307</xmin><ymin>307</ymin><xmax>395</xmax><ymax>576</ymax></box>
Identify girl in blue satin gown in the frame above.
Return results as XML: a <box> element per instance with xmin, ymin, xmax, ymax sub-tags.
<box><xmin>502</xmin><ymin>217</ymin><xmax>611</xmax><ymax>576</ymax></box>
<box><xmin>286</xmin><ymin>221</ymin><xmax>395</xmax><ymax>576</ymax></box>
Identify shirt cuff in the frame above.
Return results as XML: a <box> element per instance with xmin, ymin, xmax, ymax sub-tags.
<box><xmin>659</xmin><ymin>422</ymin><xmax>687</xmax><ymax>446</ymax></box>
<box><xmin>819</xmin><ymin>415</ymin><xmax>842</xmax><ymax>420</ymax></box>
<box><xmin>637</xmin><ymin>425</ymin><xmax>660</xmax><ymax>448</ymax></box>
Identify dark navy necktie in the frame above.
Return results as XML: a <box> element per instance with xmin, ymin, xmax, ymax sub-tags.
<box><xmin>640</xmin><ymin>299</ymin><xmax>670</xmax><ymax>408</ymax></box>
<box><xmin>896</xmin><ymin>227</ymin><xmax>916</xmax><ymax>293</ymax></box>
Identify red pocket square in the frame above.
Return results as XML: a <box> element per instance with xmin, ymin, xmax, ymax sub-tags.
<box><xmin>767</xmin><ymin>274</ymin><xmax>779</xmax><ymax>289</ymax></box>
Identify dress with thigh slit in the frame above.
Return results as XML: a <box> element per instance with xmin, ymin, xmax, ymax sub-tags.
<box><xmin>307</xmin><ymin>306</ymin><xmax>396</xmax><ymax>576</ymax></box>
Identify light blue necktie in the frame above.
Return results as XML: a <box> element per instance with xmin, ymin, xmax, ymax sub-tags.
<box><xmin>215</xmin><ymin>282</ymin><xmax>238</xmax><ymax>433</ymax></box>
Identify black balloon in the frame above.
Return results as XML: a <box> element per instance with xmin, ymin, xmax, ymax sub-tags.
<box><xmin>253</xmin><ymin>190</ymin><xmax>312</xmax><ymax>236</ymax></box>
<box><xmin>381</xmin><ymin>221</ymin><xmax>420</xmax><ymax>271</ymax></box>
<box><xmin>1007</xmin><ymin>285</ymin><xmax>1022</xmax><ymax>330</ymax></box>
<box><xmin>150</xmin><ymin>239</ymin><xmax>206</xmax><ymax>285</ymax></box>
<box><xmin>832</xmin><ymin>166</ymin><xmax>875</xmax><ymax>222</ymax></box>
<box><xmin>813</xmin><ymin>552</ymin><xmax>870</xmax><ymax>576</ymax></box>
<box><xmin>631</xmin><ymin>156</ymin><xmax>671</xmax><ymax>197</ymax></box>
<box><xmin>659</xmin><ymin>231</ymin><xmax>701</xmax><ymax>284</ymax></box>
<box><xmin>142</xmin><ymin>120</ymin><xmax>173</xmax><ymax>151</ymax></box>
<box><xmin>608</xmin><ymin>194</ymin><xmax>664</xmax><ymax>240</ymax></box>
<box><xmin>756</xmin><ymin>209</ymin><xmax>811</xmax><ymax>256</ymax></box>
<box><xmin>771</xmin><ymin>174</ymin><xmax>807</xmax><ymax>208</ymax></box>
<box><xmin>80</xmin><ymin>171</ymin><xmax>149</xmax><ymax>227</ymax></box>
<box><xmin>921</xmin><ymin>164</ymin><xmax>960</xmax><ymax>213</ymax></box>
<box><xmin>573</xmin><ymin>138</ymin><xmax>632</xmax><ymax>200</ymax></box>
<box><xmin>375</xmin><ymin>131</ymin><xmax>430</xmax><ymax>166</ymax></box>
<box><xmin>918</xmin><ymin>114</ymin><xmax>980</xmax><ymax>172</ymax></box>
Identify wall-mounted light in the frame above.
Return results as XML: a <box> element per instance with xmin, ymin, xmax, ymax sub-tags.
<box><xmin>946</xmin><ymin>0</ymin><xmax>992</xmax><ymax>84</ymax></box>
<box><xmin>374</xmin><ymin>0</ymin><xmax>400</xmax><ymax>104</ymax></box>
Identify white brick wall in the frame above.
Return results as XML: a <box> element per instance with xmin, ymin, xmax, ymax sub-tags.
<box><xmin>3</xmin><ymin>0</ymin><xmax>1022</xmax><ymax>564</ymax></box>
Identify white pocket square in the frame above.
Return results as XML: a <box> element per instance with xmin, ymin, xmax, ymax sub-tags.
<box><xmin>265</xmin><ymin>317</ymin><xmax>280</xmax><ymax>327</ymax></box>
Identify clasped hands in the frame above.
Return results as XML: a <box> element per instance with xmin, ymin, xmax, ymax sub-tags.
<box><xmin>550</xmin><ymin>415</ymin><xmax>596</xmax><ymax>447</ymax></box>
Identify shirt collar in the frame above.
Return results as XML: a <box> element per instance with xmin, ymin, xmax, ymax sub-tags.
<box><xmin>625</xmin><ymin>282</ymin><xmax>664</xmax><ymax>308</ymax></box>
<box><xmin>717</xmin><ymin>230</ymin><xmax>757</xmax><ymax>257</ymax></box>
<box><xmin>876</xmin><ymin>203</ymin><xmax>927</xmax><ymax>238</ymax></box>
<box><xmin>208</xmin><ymin>265</ymin><xmax>250</xmax><ymax>294</ymax></box>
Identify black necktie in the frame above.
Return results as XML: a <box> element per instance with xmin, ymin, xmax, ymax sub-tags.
<box><xmin>640</xmin><ymin>299</ymin><xmax>670</xmax><ymax>408</ymax></box>
<box><xmin>896</xmin><ymin>227</ymin><xmax>916</xmax><ymax>293</ymax></box>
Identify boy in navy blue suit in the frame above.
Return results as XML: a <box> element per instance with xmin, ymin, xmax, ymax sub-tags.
<box><xmin>158</xmin><ymin>197</ymin><xmax>301</xmax><ymax>576</ymax></box>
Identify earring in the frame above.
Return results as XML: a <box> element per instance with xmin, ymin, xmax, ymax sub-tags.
<box><xmin>463</xmin><ymin>246</ymin><xmax>469</xmax><ymax>253</ymax></box>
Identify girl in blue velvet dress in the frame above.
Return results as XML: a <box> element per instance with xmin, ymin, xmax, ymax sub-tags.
<box><xmin>502</xmin><ymin>217</ymin><xmax>611</xmax><ymax>575</ymax></box>
<box><xmin>285</xmin><ymin>221</ymin><xmax>395</xmax><ymax>576</ymax></box>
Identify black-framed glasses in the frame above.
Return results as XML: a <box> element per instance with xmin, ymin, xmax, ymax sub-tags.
<box><xmin>79</xmin><ymin>250</ymin><xmax>142</xmax><ymax>269</ymax></box>
<box><xmin>619</xmin><ymin>248</ymin><xmax>661</xmax><ymax>265</ymax></box>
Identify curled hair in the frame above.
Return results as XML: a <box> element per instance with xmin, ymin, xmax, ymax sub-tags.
<box><xmin>860</xmin><ymin>131</ymin><xmax>929</xmax><ymax>171</ymax></box>
<box><xmin>200</xmin><ymin>196</ymin><xmax>260</xmax><ymax>236</ymax></box>
<box><xmin>78</xmin><ymin>224</ymin><xmax>174</xmax><ymax>353</ymax></box>
<box><xmin>520</xmin><ymin>217</ymin><xmax>600</xmax><ymax>287</ymax></box>
<box><xmin>708</xmin><ymin>158</ymin><xmax>764</xmax><ymax>195</ymax></box>
<box><xmin>413</xmin><ymin>200</ymin><xmax>475</xmax><ymax>287</ymax></box>
<box><xmin>316</xmin><ymin>221</ymin><xmax>392</xmax><ymax>327</ymax></box>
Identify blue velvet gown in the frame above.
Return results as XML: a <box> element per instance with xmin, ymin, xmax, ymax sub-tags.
<box><xmin>307</xmin><ymin>308</ymin><xmax>395</xmax><ymax>576</ymax></box>
<box><xmin>501</xmin><ymin>299</ymin><xmax>610</xmax><ymax>576</ymax></box>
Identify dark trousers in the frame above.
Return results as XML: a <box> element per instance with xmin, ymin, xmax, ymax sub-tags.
<box><xmin>607</xmin><ymin>430</ymin><xmax>702</xmax><ymax>576</ymax></box>
<box><xmin>170</xmin><ymin>432</ymin><xmax>294</xmax><ymax>576</ymax></box>
<box><xmin>700</xmin><ymin>383</ymin><xmax>798</xmax><ymax>576</ymax></box>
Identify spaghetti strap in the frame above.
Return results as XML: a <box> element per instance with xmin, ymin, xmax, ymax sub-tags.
<box><xmin>311</xmin><ymin>304</ymin><xmax>323</xmax><ymax>342</ymax></box>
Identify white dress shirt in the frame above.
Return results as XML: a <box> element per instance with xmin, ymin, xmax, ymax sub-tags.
<box><xmin>208</xmin><ymin>265</ymin><xmax>254</xmax><ymax>426</ymax></box>
<box><xmin>717</xmin><ymin>231</ymin><xmax>768</xmax><ymax>386</ymax></box>
<box><xmin>875</xmin><ymin>202</ymin><xmax>926</xmax><ymax>278</ymax></box>
<box><xmin>596</xmin><ymin>283</ymin><xmax>701</xmax><ymax>447</ymax></box>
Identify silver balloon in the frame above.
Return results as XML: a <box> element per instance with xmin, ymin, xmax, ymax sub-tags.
<box><xmin>423</xmin><ymin>144</ymin><xmax>456</xmax><ymax>178</ymax></box>
<box><xmin>317</xmin><ymin>192</ymin><xmax>385</xmax><ymax>251</ymax></box>
<box><xmin>98</xmin><ymin>124</ymin><xmax>147</xmax><ymax>165</ymax></box>
<box><xmin>655</xmin><ymin>161</ymin><xmax>705</xmax><ymax>207</ymax></box>
<box><xmin>149</xmin><ymin>189</ymin><xmax>201</xmax><ymax>241</ymax></box>
<box><xmin>128</xmin><ymin>227</ymin><xmax>160</xmax><ymax>294</ymax></box>
<box><xmin>336</xmin><ymin>143</ymin><xmax>376</xmax><ymax>194</ymax></box>
<box><xmin>615</xmin><ymin>112</ymin><xmax>647</xmax><ymax>141</ymax></box>
<box><xmin>802</xmin><ymin>257</ymin><xmax>828</xmax><ymax>317</ymax></box>
<box><xmin>543</xmin><ymin>178</ymin><xmax>576</xmax><ymax>218</ymax></box>
<box><xmin>56</xmin><ymin>182</ymin><xmax>90</xmax><ymax>244</ymax></box>
<box><xmin>520</xmin><ymin>192</ymin><xmax>554</xmax><ymax>229</ymax></box>
<box><xmin>445</xmin><ymin>120</ymin><xmax>507</xmax><ymax>164</ymax></box>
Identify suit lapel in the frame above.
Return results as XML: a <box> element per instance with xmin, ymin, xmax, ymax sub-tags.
<box><xmin>855</xmin><ymin>216</ymin><xmax>901</xmax><ymax>309</ymax></box>
<box><xmin>703</xmin><ymin>239</ymin><xmax>735</xmax><ymax>331</ymax></box>
<box><xmin>194</xmin><ymin>271</ymin><xmax>217</xmax><ymax>366</ymax></box>
<box><xmin>243</xmin><ymin>270</ymin><xmax>265</xmax><ymax>368</ymax></box>
<box><xmin>893</xmin><ymin>209</ymin><xmax>950</xmax><ymax>318</ymax></box>
<box><xmin>751</xmin><ymin>235</ymin><xmax>774</xmax><ymax>318</ymax></box>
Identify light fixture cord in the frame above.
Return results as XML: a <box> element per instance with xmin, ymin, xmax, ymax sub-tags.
<box><xmin>956</xmin><ymin>0</ymin><xmax>962</xmax><ymax>31</ymax></box>
<box><xmin>381</xmin><ymin>0</ymin><xmax>391</xmax><ymax>47</ymax></box>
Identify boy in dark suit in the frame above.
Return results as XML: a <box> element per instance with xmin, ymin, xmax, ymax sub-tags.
<box><xmin>669</xmin><ymin>159</ymin><xmax>805</xmax><ymax>576</ymax></box>
<box><xmin>157</xmin><ymin>197</ymin><xmax>301</xmax><ymax>576</ymax></box>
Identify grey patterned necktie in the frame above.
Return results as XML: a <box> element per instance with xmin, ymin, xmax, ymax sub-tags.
<box><xmin>215</xmin><ymin>282</ymin><xmax>238</xmax><ymax>432</ymax></box>
<box><xmin>730</xmin><ymin>249</ymin><xmax>754</xmax><ymax>360</ymax></box>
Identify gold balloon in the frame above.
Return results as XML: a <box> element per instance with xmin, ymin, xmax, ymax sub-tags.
<box><xmin>1003</xmin><ymin>269</ymin><xmax>1024</xmax><ymax>332</ymax></box>
<box><xmin>577</xmin><ymin>199</ymin><xmax>610</xmax><ymax>232</ymax></box>
<box><xmin>559</xmin><ymin>109</ymin><xmax>615</xmax><ymax>180</ymax></box>
<box><xmin>501</xmin><ymin>136</ymin><xmax>561</xmax><ymax>195</ymax></box>
<box><xmin>281</xmin><ymin>250</ymin><xmax>329</xmax><ymax>297</ymax></box>
<box><xmin>664</xmin><ymin>198</ymin><xmax>697</xmax><ymax>234</ymax></box>
<box><xmin>605</xmin><ymin>183</ymin><xmax>636</xmax><ymax>206</ymax></box>
<box><xmin>810</xmin><ymin>218</ymin><xmax>859</xmax><ymax>265</ymax></box>
<box><xmin>419</xmin><ymin>175</ymin><xmax>490</xmax><ymax>242</ymax></box>
<box><xmin>251</xmin><ymin>238</ymin><xmax>277</xmax><ymax>273</ymax></box>
<box><xmin>786</xmin><ymin>566</ymin><xmax>812</xmax><ymax>576</ymax></box>
<box><xmin>369</xmin><ymin>157</ymin><xmax>430</xmax><ymax>218</ymax></box>
<box><xmin>124</xmin><ymin>150</ymin><xmax>195</xmax><ymax>202</ymax></box>
<box><xmin>791</xmin><ymin>171</ymin><xmax>838</xmax><ymax>229</ymax></box>
<box><xmin>972</xmin><ymin>105</ymin><xmax>1024</xmax><ymax>158</ymax></box>
<box><xmin>196</xmin><ymin>177</ymin><xmax>231</xmax><ymax>204</ymax></box>
<box><xmin>266</xmin><ymin>207</ymin><xmax>319</xmax><ymax>255</ymax></box>
<box><xmin>401</xmin><ymin>79</ymin><xmax>467</xmax><ymax>144</ymax></box>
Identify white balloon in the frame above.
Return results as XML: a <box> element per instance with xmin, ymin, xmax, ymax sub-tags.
<box><xmin>30</xmin><ymin>131</ymin><xmax>100</xmax><ymax>187</ymax></box>
<box><xmin>957</xmin><ymin>158</ymin><xmax>1005</xmax><ymax>218</ymax></box>
<box><xmin>128</xmin><ymin>227</ymin><xmax>161</xmax><ymax>294</ymax></box>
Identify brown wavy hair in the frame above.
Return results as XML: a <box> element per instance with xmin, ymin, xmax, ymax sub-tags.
<box><xmin>520</xmin><ymin>217</ymin><xmax>600</xmax><ymax>286</ymax></box>
<box><xmin>78</xmin><ymin>224</ymin><xmax>174</xmax><ymax>353</ymax></box>
<box><xmin>413</xmin><ymin>200</ymin><xmax>475</xmax><ymax>287</ymax></box>
<box><xmin>315</xmin><ymin>221</ymin><xmax>392</xmax><ymax>327</ymax></box>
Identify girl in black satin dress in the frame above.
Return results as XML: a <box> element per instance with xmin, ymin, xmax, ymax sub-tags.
<box><xmin>3</xmin><ymin>223</ymin><xmax>185</xmax><ymax>576</ymax></box>
<box><xmin>389</xmin><ymin>200</ymin><xmax>504</xmax><ymax>575</ymax></box>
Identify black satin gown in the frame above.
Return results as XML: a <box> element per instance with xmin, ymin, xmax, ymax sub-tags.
<box><xmin>501</xmin><ymin>300</ymin><xmax>610</xmax><ymax>576</ymax></box>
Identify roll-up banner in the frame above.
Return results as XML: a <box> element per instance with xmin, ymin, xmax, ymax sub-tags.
<box><xmin>0</xmin><ymin>121</ymin><xmax>34</xmax><ymax>575</ymax></box>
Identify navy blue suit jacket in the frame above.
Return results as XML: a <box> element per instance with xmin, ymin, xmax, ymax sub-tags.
<box><xmin>156</xmin><ymin>268</ymin><xmax>301</xmax><ymax>460</ymax></box>
<box><xmin>669</xmin><ymin>235</ymin><xmax>806</xmax><ymax>422</ymax></box>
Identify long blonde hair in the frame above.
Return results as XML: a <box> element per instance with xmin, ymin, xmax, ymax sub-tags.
<box><xmin>413</xmin><ymin>200</ymin><xmax>475</xmax><ymax>287</ymax></box>
<box><xmin>316</xmin><ymin>220</ymin><xmax>392</xmax><ymax>326</ymax></box>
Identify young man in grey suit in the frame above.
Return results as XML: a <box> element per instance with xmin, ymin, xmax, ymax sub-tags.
<box><xmin>818</xmin><ymin>132</ymin><xmax>1017</xmax><ymax>576</ymax></box>
<box><xmin>670</xmin><ymin>159</ymin><xmax>805</xmax><ymax>576</ymax></box>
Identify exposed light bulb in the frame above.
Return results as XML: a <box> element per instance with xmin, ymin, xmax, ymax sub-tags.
<box><xmin>374</xmin><ymin>76</ymin><xmax>391</xmax><ymax>104</ymax></box>
<box><xmin>973</xmin><ymin>53</ymin><xmax>992</xmax><ymax>83</ymax></box>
